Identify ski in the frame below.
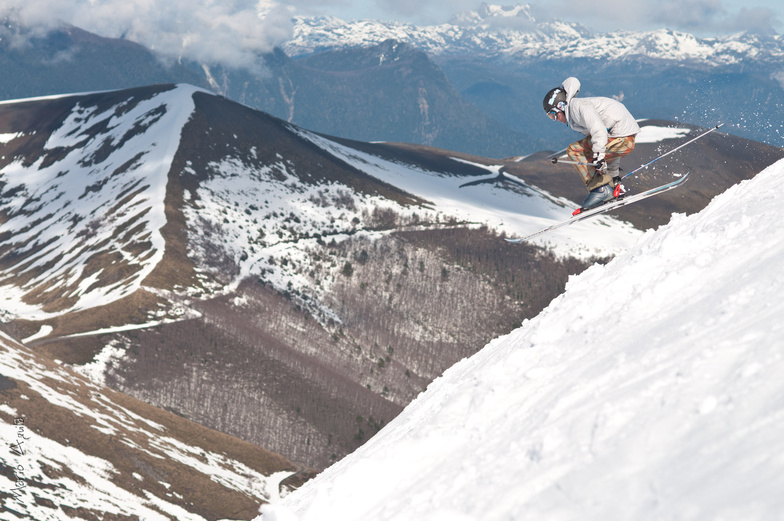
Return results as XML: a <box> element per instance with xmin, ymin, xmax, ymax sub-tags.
<box><xmin>506</xmin><ymin>173</ymin><xmax>690</xmax><ymax>244</ymax></box>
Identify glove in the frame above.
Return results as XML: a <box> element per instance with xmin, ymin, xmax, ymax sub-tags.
<box><xmin>593</xmin><ymin>154</ymin><xmax>606</xmax><ymax>173</ymax></box>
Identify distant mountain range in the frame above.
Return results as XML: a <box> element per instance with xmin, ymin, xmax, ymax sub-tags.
<box><xmin>215</xmin><ymin>40</ymin><xmax>532</xmax><ymax>158</ymax></box>
<box><xmin>2</xmin><ymin>4</ymin><xmax>783</xmax><ymax>158</ymax></box>
<box><xmin>287</xmin><ymin>4</ymin><xmax>784</xmax><ymax>65</ymax></box>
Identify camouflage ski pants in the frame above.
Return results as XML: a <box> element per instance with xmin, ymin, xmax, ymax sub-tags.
<box><xmin>567</xmin><ymin>135</ymin><xmax>636</xmax><ymax>191</ymax></box>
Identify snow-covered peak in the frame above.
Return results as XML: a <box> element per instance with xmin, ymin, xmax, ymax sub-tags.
<box><xmin>258</xmin><ymin>157</ymin><xmax>784</xmax><ymax>520</ymax></box>
<box><xmin>479</xmin><ymin>3</ymin><xmax>534</xmax><ymax>19</ymax></box>
<box><xmin>450</xmin><ymin>3</ymin><xmax>536</xmax><ymax>25</ymax></box>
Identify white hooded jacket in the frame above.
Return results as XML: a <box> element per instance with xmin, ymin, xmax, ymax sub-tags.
<box><xmin>562</xmin><ymin>77</ymin><xmax>640</xmax><ymax>157</ymax></box>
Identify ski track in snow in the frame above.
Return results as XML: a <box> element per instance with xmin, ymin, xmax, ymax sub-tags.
<box><xmin>259</xmin><ymin>159</ymin><xmax>784</xmax><ymax>520</ymax></box>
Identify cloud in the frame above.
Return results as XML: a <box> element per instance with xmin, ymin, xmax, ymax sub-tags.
<box><xmin>648</xmin><ymin>1</ymin><xmax>782</xmax><ymax>34</ymax></box>
<box><xmin>528</xmin><ymin>0</ymin><xmax>715</xmax><ymax>32</ymax></box>
<box><xmin>648</xmin><ymin>0</ymin><xmax>727</xmax><ymax>30</ymax></box>
<box><xmin>720</xmin><ymin>7</ymin><xmax>781</xmax><ymax>34</ymax></box>
<box><xmin>0</xmin><ymin>0</ymin><xmax>294</xmax><ymax>70</ymax></box>
<box><xmin>529</xmin><ymin>0</ymin><xmax>781</xmax><ymax>35</ymax></box>
<box><xmin>374</xmin><ymin>0</ymin><xmax>472</xmax><ymax>23</ymax></box>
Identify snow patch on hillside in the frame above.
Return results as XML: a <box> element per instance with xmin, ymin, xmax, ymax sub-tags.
<box><xmin>0</xmin><ymin>85</ymin><xmax>201</xmax><ymax>320</ymax></box>
<box><xmin>181</xmin><ymin>152</ymin><xmax>440</xmax><ymax>323</ymax></box>
<box><xmin>0</xmin><ymin>132</ymin><xmax>22</xmax><ymax>143</ymax></box>
<box><xmin>259</xmin><ymin>158</ymin><xmax>784</xmax><ymax>520</ymax></box>
<box><xmin>635</xmin><ymin>124</ymin><xmax>690</xmax><ymax>143</ymax></box>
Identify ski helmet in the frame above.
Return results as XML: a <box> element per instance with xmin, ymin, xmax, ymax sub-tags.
<box><xmin>543</xmin><ymin>87</ymin><xmax>567</xmax><ymax>115</ymax></box>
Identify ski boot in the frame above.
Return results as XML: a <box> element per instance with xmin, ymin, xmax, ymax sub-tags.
<box><xmin>576</xmin><ymin>184</ymin><xmax>615</xmax><ymax>213</ymax></box>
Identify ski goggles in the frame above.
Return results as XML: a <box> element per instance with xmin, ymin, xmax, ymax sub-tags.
<box><xmin>547</xmin><ymin>109</ymin><xmax>561</xmax><ymax>121</ymax></box>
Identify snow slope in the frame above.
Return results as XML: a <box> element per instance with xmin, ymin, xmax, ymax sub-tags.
<box><xmin>258</xmin><ymin>157</ymin><xmax>784</xmax><ymax>520</ymax></box>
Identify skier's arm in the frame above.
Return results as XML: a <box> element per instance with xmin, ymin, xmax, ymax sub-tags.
<box><xmin>570</xmin><ymin>101</ymin><xmax>608</xmax><ymax>159</ymax></box>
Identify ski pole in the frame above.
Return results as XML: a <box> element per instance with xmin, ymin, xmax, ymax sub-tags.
<box><xmin>621</xmin><ymin>123</ymin><xmax>724</xmax><ymax>180</ymax></box>
<box><xmin>550</xmin><ymin>157</ymin><xmax>598</xmax><ymax>166</ymax></box>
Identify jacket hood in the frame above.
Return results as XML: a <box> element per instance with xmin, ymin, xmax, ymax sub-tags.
<box><xmin>562</xmin><ymin>77</ymin><xmax>581</xmax><ymax>102</ymax></box>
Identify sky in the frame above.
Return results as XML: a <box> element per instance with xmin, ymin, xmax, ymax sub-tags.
<box><xmin>1</xmin><ymin>0</ymin><xmax>781</xmax><ymax>78</ymax></box>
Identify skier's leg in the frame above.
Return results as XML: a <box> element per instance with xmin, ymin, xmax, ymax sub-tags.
<box><xmin>605</xmin><ymin>136</ymin><xmax>636</xmax><ymax>181</ymax></box>
<box><xmin>566</xmin><ymin>137</ymin><xmax>595</xmax><ymax>188</ymax></box>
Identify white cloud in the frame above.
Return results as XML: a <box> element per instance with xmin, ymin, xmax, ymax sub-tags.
<box><xmin>0</xmin><ymin>0</ymin><xmax>294</xmax><ymax>70</ymax></box>
<box><xmin>648</xmin><ymin>0</ymin><xmax>727</xmax><ymax>30</ymax></box>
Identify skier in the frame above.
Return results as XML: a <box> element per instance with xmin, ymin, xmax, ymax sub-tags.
<box><xmin>543</xmin><ymin>77</ymin><xmax>640</xmax><ymax>209</ymax></box>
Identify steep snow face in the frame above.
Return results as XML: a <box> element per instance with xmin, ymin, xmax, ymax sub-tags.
<box><xmin>259</xmin><ymin>158</ymin><xmax>784</xmax><ymax>520</ymax></box>
<box><xmin>0</xmin><ymin>85</ymin><xmax>200</xmax><ymax>319</ymax></box>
